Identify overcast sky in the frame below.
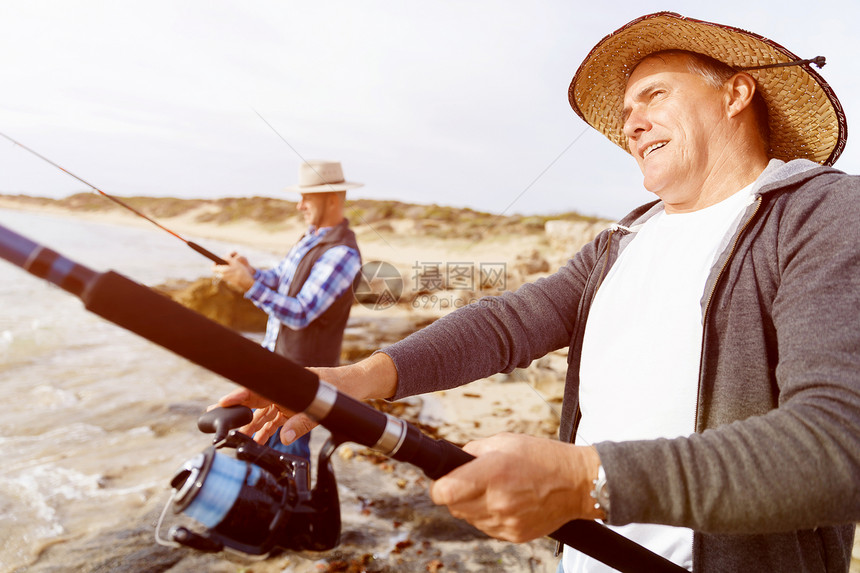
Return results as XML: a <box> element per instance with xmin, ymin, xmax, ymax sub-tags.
<box><xmin>0</xmin><ymin>1</ymin><xmax>857</xmax><ymax>220</ymax></box>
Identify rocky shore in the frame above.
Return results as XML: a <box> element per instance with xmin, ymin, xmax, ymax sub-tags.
<box><xmin>2</xmin><ymin>194</ymin><xmax>857</xmax><ymax>573</ymax></box>
<box><xmin>1</xmin><ymin>194</ymin><xmax>601</xmax><ymax>573</ymax></box>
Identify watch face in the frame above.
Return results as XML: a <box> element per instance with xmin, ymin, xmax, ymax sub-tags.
<box><xmin>593</xmin><ymin>465</ymin><xmax>610</xmax><ymax>516</ymax></box>
<box><xmin>597</xmin><ymin>483</ymin><xmax>610</xmax><ymax>507</ymax></box>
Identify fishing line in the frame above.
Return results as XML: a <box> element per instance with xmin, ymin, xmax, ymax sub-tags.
<box><xmin>251</xmin><ymin>109</ymin><xmax>394</xmax><ymax>248</ymax></box>
<box><xmin>495</xmin><ymin>126</ymin><xmax>590</xmax><ymax>219</ymax></box>
<box><xmin>459</xmin><ymin>125</ymin><xmax>591</xmax><ymax>256</ymax></box>
<box><xmin>0</xmin><ymin>131</ymin><xmax>226</xmax><ymax>265</ymax></box>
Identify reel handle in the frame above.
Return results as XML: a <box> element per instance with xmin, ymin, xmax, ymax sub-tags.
<box><xmin>197</xmin><ymin>405</ymin><xmax>253</xmax><ymax>442</ymax></box>
<box><xmin>169</xmin><ymin>526</ymin><xmax>224</xmax><ymax>553</ymax></box>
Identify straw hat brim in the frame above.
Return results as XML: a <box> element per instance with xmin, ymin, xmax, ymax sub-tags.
<box><xmin>284</xmin><ymin>181</ymin><xmax>364</xmax><ymax>194</ymax></box>
<box><xmin>569</xmin><ymin>12</ymin><xmax>847</xmax><ymax>166</ymax></box>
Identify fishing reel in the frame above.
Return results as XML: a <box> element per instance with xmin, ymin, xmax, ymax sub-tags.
<box><xmin>155</xmin><ymin>405</ymin><xmax>341</xmax><ymax>556</ymax></box>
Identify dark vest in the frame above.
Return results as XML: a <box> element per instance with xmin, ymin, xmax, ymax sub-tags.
<box><xmin>274</xmin><ymin>219</ymin><xmax>360</xmax><ymax>367</ymax></box>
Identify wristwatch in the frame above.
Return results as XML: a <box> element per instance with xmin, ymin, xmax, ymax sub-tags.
<box><xmin>590</xmin><ymin>464</ymin><xmax>611</xmax><ymax>520</ymax></box>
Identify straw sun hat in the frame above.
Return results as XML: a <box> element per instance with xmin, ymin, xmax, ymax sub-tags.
<box><xmin>569</xmin><ymin>12</ymin><xmax>847</xmax><ymax>166</ymax></box>
<box><xmin>285</xmin><ymin>160</ymin><xmax>364</xmax><ymax>193</ymax></box>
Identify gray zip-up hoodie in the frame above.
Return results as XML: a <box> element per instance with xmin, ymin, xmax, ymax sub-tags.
<box><xmin>385</xmin><ymin>159</ymin><xmax>860</xmax><ymax>571</ymax></box>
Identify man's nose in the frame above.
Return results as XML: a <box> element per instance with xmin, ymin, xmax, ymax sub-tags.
<box><xmin>622</xmin><ymin>106</ymin><xmax>650</xmax><ymax>139</ymax></box>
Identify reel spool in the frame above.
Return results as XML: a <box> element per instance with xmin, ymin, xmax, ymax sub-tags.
<box><xmin>156</xmin><ymin>406</ymin><xmax>340</xmax><ymax>555</ymax></box>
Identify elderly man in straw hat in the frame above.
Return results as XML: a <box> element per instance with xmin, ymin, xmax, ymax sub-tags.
<box><xmin>214</xmin><ymin>160</ymin><xmax>362</xmax><ymax>463</ymax></box>
<box><xmin>219</xmin><ymin>13</ymin><xmax>859</xmax><ymax>572</ymax></box>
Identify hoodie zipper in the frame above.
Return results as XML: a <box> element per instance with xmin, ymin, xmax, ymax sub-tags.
<box><xmin>555</xmin><ymin>225</ymin><xmax>628</xmax><ymax>559</ymax></box>
<box><xmin>694</xmin><ymin>196</ymin><xmax>762</xmax><ymax>431</ymax></box>
<box><xmin>686</xmin><ymin>197</ymin><xmax>762</xmax><ymax>570</ymax></box>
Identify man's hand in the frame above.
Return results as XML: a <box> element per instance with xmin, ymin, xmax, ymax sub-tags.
<box><xmin>216</xmin><ymin>386</ymin><xmax>312</xmax><ymax>445</ymax></box>
<box><xmin>213</xmin><ymin>252</ymin><xmax>256</xmax><ymax>293</ymax></box>
<box><xmin>214</xmin><ymin>352</ymin><xmax>400</xmax><ymax>446</ymax></box>
<box><xmin>430</xmin><ymin>433</ymin><xmax>603</xmax><ymax>542</ymax></box>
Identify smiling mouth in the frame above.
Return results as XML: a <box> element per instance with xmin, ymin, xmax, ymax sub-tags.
<box><xmin>643</xmin><ymin>141</ymin><xmax>667</xmax><ymax>158</ymax></box>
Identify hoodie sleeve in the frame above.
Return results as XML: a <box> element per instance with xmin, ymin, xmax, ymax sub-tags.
<box><xmin>384</xmin><ymin>233</ymin><xmax>607</xmax><ymax>400</ymax></box>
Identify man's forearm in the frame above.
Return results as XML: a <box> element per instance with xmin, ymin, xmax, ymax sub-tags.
<box><xmin>352</xmin><ymin>351</ymin><xmax>399</xmax><ymax>400</ymax></box>
<box><xmin>312</xmin><ymin>351</ymin><xmax>400</xmax><ymax>402</ymax></box>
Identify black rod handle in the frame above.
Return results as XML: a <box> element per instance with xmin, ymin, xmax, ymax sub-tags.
<box><xmin>82</xmin><ymin>269</ymin><xmax>320</xmax><ymax>412</ymax></box>
<box><xmin>187</xmin><ymin>241</ymin><xmax>227</xmax><ymax>265</ymax></box>
<box><xmin>550</xmin><ymin>521</ymin><xmax>687</xmax><ymax>572</ymax></box>
<box><xmin>395</xmin><ymin>423</ymin><xmax>476</xmax><ymax>479</ymax></box>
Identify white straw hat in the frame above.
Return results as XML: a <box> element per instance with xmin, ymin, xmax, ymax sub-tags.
<box><xmin>284</xmin><ymin>160</ymin><xmax>364</xmax><ymax>193</ymax></box>
<box><xmin>569</xmin><ymin>12</ymin><xmax>848</xmax><ymax>166</ymax></box>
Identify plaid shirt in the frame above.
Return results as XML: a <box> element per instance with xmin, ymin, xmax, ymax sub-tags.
<box><xmin>245</xmin><ymin>225</ymin><xmax>361</xmax><ymax>351</ymax></box>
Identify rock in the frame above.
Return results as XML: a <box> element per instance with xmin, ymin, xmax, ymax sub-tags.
<box><xmin>341</xmin><ymin>315</ymin><xmax>436</xmax><ymax>364</ymax></box>
<box><xmin>152</xmin><ymin>277</ymin><xmax>268</xmax><ymax>332</ymax></box>
<box><xmin>544</xmin><ymin>219</ymin><xmax>609</xmax><ymax>255</ymax></box>
<box><xmin>514</xmin><ymin>249</ymin><xmax>551</xmax><ymax>276</ymax></box>
<box><xmin>153</xmin><ymin>278</ymin><xmax>439</xmax><ymax>365</ymax></box>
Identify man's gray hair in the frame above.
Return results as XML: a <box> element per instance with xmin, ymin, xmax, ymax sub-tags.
<box><xmin>648</xmin><ymin>50</ymin><xmax>771</xmax><ymax>149</ymax></box>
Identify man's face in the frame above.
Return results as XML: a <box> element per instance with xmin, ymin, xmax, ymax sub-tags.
<box><xmin>297</xmin><ymin>193</ymin><xmax>329</xmax><ymax>227</ymax></box>
<box><xmin>622</xmin><ymin>53</ymin><xmax>730</xmax><ymax>207</ymax></box>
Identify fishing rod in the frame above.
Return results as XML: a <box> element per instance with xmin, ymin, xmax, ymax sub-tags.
<box><xmin>0</xmin><ymin>131</ymin><xmax>226</xmax><ymax>265</ymax></box>
<box><xmin>0</xmin><ymin>223</ymin><xmax>687</xmax><ymax>573</ymax></box>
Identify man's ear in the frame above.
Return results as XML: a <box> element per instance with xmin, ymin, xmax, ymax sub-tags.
<box><xmin>726</xmin><ymin>72</ymin><xmax>757</xmax><ymax>118</ymax></box>
<box><xmin>330</xmin><ymin>191</ymin><xmax>345</xmax><ymax>208</ymax></box>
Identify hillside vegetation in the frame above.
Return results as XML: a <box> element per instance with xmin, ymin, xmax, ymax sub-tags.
<box><xmin>0</xmin><ymin>192</ymin><xmax>604</xmax><ymax>239</ymax></box>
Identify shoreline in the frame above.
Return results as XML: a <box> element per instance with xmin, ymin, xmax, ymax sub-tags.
<box><xmin>0</xmin><ymin>194</ymin><xmax>600</xmax><ymax>323</ymax></box>
<box><xmin>0</xmin><ymin>197</ymin><xmax>569</xmax><ymax>572</ymax></box>
<box><xmin>0</xmin><ymin>193</ymin><xmax>607</xmax><ymax>268</ymax></box>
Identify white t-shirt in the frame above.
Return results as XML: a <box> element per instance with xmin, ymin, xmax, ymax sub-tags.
<box><xmin>564</xmin><ymin>185</ymin><xmax>755</xmax><ymax>572</ymax></box>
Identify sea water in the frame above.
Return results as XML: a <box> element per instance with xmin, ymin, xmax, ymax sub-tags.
<box><xmin>0</xmin><ymin>209</ymin><xmax>278</xmax><ymax>572</ymax></box>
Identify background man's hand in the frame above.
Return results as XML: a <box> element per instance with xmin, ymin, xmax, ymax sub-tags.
<box><xmin>213</xmin><ymin>252</ymin><xmax>256</xmax><ymax>292</ymax></box>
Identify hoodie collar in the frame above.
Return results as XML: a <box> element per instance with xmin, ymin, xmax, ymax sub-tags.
<box><xmin>619</xmin><ymin>158</ymin><xmax>836</xmax><ymax>231</ymax></box>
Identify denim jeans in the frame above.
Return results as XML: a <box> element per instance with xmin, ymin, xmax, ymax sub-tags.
<box><xmin>264</xmin><ymin>428</ymin><xmax>312</xmax><ymax>461</ymax></box>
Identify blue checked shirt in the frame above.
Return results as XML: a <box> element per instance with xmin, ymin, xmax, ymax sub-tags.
<box><xmin>245</xmin><ymin>225</ymin><xmax>361</xmax><ymax>351</ymax></box>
